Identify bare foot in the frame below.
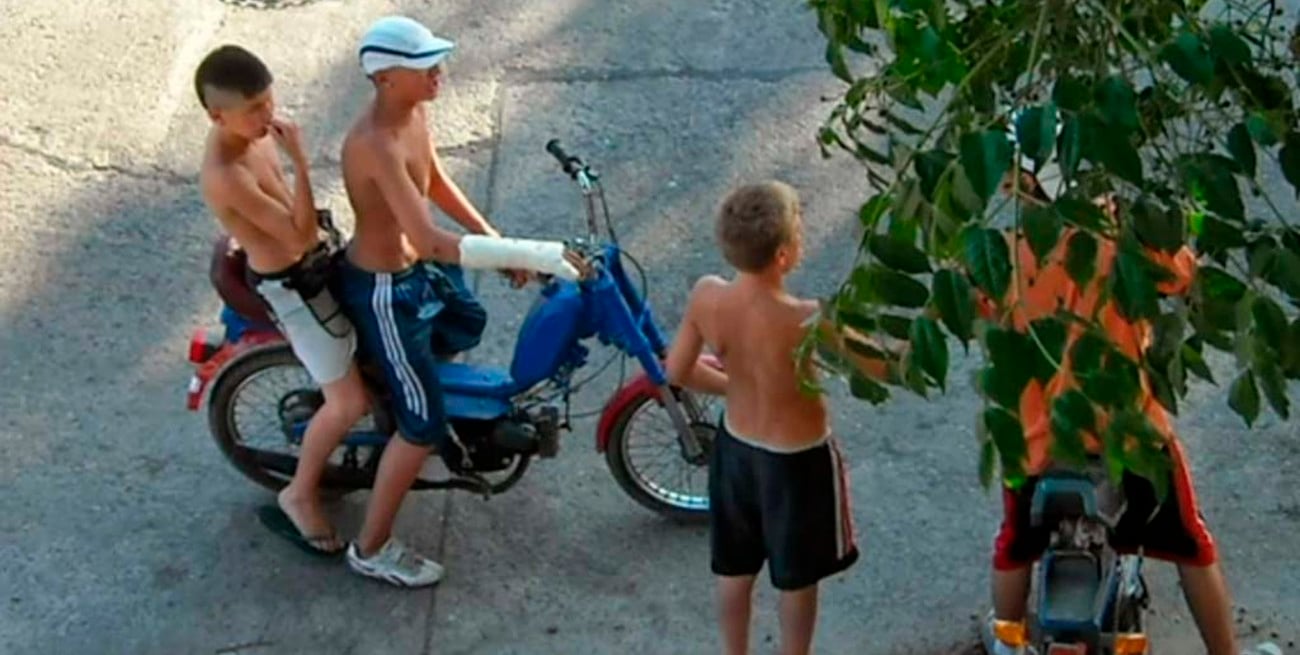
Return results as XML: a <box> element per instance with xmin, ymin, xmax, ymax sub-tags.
<box><xmin>278</xmin><ymin>486</ymin><xmax>343</xmax><ymax>553</ymax></box>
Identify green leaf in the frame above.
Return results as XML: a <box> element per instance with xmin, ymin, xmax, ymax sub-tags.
<box><xmin>1197</xmin><ymin>215</ymin><xmax>1247</xmax><ymax>255</ymax></box>
<box><xmin>962</xmin><ymin>227</ymin><xmax>1012</xmax><ymax>301</ymax></box>
<box><xmin>1246</xmin><ymin>113</ymin><xmax>1279</xmax><ymax>146</ymax></box>
<box><xmin>1284</xmin><ymin>319</ymin><xmax>1300</xmax><ymax>378</ymax></box>
<box><xmin>1055</xmin><ymin>196</ymin><xmax>1110</xmax><ymax>231</ymax></box>
<box><xmin>1065</xmin><ymin>231</ymin><xmax>1099</xmax><ymax>287</ymax></box>
<box><xmin>1113</xmin><ymin>241</ymin><xmax>1162</xmax><ymax>320</ymax></box>
<box><xmin>1180</xmin><ymin>154</ymin><xmax>1244</xmax><ymax>221</ymax></box>
<box><xmin>859</xmin><ymin>265</ymin><xmax>930</xmax><ymax>308</ymax></box>
<box><xmin>1146</xmin><ymin>360</ymin><xmax>1179</xmax><ymax>415</ymax></box>
<box><xmin>868</xmin><ymin>234</ymin><xmax>932</xmax><ymax>274</ymax></box>
<box><xmin>1227</xmin><ymin>123</ymin><xmax>1257</xmax><ymax>178</ymax></box>
<box><xmin>984</xmin><ymin>406</ymin><xmax>1027</xmax><ymax>480</ymax></box>
<box><xmin>1199</xmin><ymin>266</ymin><xmax>1247</xmax><ymax>302</ymax></box>
<box><xmin>826</xmin><ymin>42</ymin><xmax>852</xmax><ymax>82</ymax></box>
<box><xmin>1053</xmin><ymin>74</ymin><xmax>1091</xmax><ymax>112</ymax></box>
<box><xmin>979</xmin><ymin>438</ymin><xmax>996</xmax><ymax>489</ymax></box>
<box><xmin>1086</xmin><ymin>351</ymin><xmax>1142</xmax><ymax>409</ymax></box>
<box><xmin>915</xmin><ymin>150</ymin><xmax>954</xmax><ymax>202</ymax></box>
<box><xmin>1150</xmin><ymin>312</ymin><xmax>1186</xmax><ymax>362</ymax></box>
<box><xmin>932</xmin><ymin>269</ymin><xmax>975</xmax><ymax>350</ymax></box>
<box><xmin>1279</xmin><ymin>133</ymin><xmax>1300</xmax><ymax>196</ymax></box>
<box><xmin>857</xmin><ymin>193</ymin><xmax>892</xmax><ymax>229</ymax></box>
<box><xmin>1096</xmin><ymin>76</ymin><xmax>1139</xmax><ymax>132</ymax></box>
<box><xmin>1058</xmin><ymin>115</ymin><xmax>1083</xmax><ymax>182</ymax></box>
<box><xmin>879</xmin><ymin>314</ymin><xmax>913</xmax><ymax>340</ymax></box>
<box><xmin>1228</xmin><ymin>371</ymin><xmax>1261</xmax><ymax>427</ymax></box>
<box><xmin>1161</xmin><ymin>31</ymin><xmax>1215</xmax><ymax>86</ymax></box>
<box><xmin>983</xmin><ymin>327</ymin><xmax>1035</xmax><ymax>407</ymax></box>
<box><xmin>1208</xmin><ymin>24</ymin><xmax>1252</xmax><ymax>67</ymax></box>
<box><xmin>849</xmin><ymin>371</ymin><xmax>890</xmax><ymax>404</ymax></box>
<box><xmin>1248</xmin><ymin>237</ymin><xmax>1279</xmax><ymax>278</ymax></box>
<box><xmin>910</xmin><ymin>316</ymin><xmax>949</xmax><ymax>391</ymax></box>
<box><xmin>1050</xmin><ymin>390</ymin><xmax>1095</xmax><ymax>467</ymax></box>
<box><xmin>1270</xmin><ymin>250</ymin><xmax>1300</xmax><ymax>299</ymax></box>
<box><xmin>959</xmin><ymin>130</ymin><xmax>1014</xmax><ymax>204</ymax></box>
<box><xmin>1086</xmin><ymin>115</ymin><xmax>1144</xmax><ymax>186</ymax></box>
<box><xmin>1181</xmin><ymin>341</ymin><xmax>1216</xmax><ymax>384</ymax></box>
<box><xmin>1023</xmin><ymin>205</ymin><xmax>1062</xmax><ymax>262</ymax></box>
<box><xmin>1015</xmin><ymin>103</ymin><xmax>1058</xmax><ymax>165</ymax></box>
<box><xmin>1131</xmin><ymin>199</ymin><xmax>1185</xmax><ymax>253</ymax></box>
<box><xmin>1070</xmin><ymin>332</ymin><xmax>1108</xmax><ymax>378</ymax></box>
<box><xmin>1252</xmin><ymin>295</ymin><xmax>1288</xmax><ymax>346</ymax></box>
<box><xmin>1256</xmin><ymin>360</ymin><xmax>1290</xmax><ymax>419</ymax></box>
<box><xmin>1027</xmin><ymin>317</ymin><xmax>1066</xmax><ymax>384</ymax></box>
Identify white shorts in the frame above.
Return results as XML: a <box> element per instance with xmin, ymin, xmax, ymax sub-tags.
<box><xmin>255</xmin><ymin>278</ymin><xmax>357</xmax><ymax>385</ymax></box>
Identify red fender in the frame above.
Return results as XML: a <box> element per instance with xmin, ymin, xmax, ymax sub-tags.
<box><xmin>185</xmin><ymin>329</ymin><xmax>283</xmax><ymax>411</ymax></box>
<box><xmin>595</xmin><ymin>354</ymin><xmax>723</xmax><ymax>452</ymax></box>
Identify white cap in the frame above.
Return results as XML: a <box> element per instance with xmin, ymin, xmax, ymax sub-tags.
<box><xmin>358</xmin><ymin>15</ymin><xmax>455</xmax><ymax>76</ymax></box>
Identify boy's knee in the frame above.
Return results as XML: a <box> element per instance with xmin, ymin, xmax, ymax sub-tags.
<box><xmin>323</xmin><ymin>379</ymin><xmax>370</xmax><ymax>421</ymax></box>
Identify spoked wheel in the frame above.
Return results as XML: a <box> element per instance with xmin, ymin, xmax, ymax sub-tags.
<box><xmin>207</xmin><ymin>344</ymin><xmax>384</xmax><ymax>495</ymax></box>
<box><xmin>604</xmin><ymin>387</ymin><xmax>719</xmax><ymax>523</ymax></box>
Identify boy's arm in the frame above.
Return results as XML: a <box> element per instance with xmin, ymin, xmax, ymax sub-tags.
<box><xmin>218</xmin><ymin>165</ymin><xmax>315</xmax><ymax>253</ymax></box>
<box><xmin>369</xmin><ymin>140</ymin><xmax>465</xmax><ymax>263</ymax></box>
<box><xmin>367</xmin><ymin>137</ymin><xmax>580</xmax><ymax>279</ymax></box>
<box><xmin>665</xmin><ymin>279</ymin><xmax>729</xmax><ymax>395</ymax></box>
<box><xmin>809</xmin><ymin>312</ymin><xmax>904</xmax><ymax>383</ymax></box>
<box><xmin>426</xmin><ymin>137</ymin><xmax>497</xmax><ymax>237</ymax></box>
<box><xmin>269</xmin><ymin>119</ymin><xmax>321</xmax><ymax>249</ymax></box>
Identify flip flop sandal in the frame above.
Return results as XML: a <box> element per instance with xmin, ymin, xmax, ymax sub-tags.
<box><xmin>256</xmin><ymin>504</ymin><xmax>346</xmax><ymax>558</ymax></box>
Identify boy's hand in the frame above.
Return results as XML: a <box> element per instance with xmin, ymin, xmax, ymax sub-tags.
<box><xmin>501</xmin><ymin>269</ymin><xmax>533</xmax><ymax>288</ymax></box>
<box><xmin>269</xmin><ymin>118</ymin><xmax>307</xmax><ymax>163</ymax></box>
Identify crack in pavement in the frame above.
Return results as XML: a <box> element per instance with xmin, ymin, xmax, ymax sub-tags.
<box><xmin>503</xmin><ymin>64</ymin><xmax>827</xmax><ymax>85</ymax></box>
<box><xmin>2</xmin><ymin>64</ymin><xmax>820</xmax><ymax>189</ymax></box>
<box><xmin>0</xmin><ymin>134</ymin><xmax>192</xmax><ymax>185</ymax></box>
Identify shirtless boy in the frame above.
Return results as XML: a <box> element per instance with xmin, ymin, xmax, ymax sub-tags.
<box><xmin>334</xmin><ymin>15</ymin><xmax>581</xmax><ymax>588</ymax></box>
<box><xmin>195</xmin><ymin>45</ymin><xmax>367</xmax><ymax>555</ymax></box>
<box><xmin>665</xmin><ymin>181</ymin><xmax>882</xmax><ymax>655</ymax></box>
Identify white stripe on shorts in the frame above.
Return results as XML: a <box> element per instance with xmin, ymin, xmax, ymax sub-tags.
<box><xmin>372</xmin><ymin>273</ymin><xmax>427</xmax><ymax>420</ymax></box>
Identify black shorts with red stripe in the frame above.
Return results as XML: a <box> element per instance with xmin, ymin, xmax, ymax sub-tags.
<box><xmin>709</xmin><ymin>417</ymin><xmax>858</xmax><ymax>591</ymax></box>
<box><xmin>993</xmin><ymin>462</ymin><xmax>1219</xmax><ymax>571</ymax></box>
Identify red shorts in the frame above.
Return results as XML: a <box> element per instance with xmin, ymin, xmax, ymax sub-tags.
<box><xmin>993</xmin><ymin>463</ymin><xmax>1218</xmax><ymax>570</ymax></box>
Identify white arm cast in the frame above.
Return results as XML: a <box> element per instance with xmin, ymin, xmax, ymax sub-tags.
<box><xmin>458</xmin><ymin>235</ymin><xmax>580</xmax><ymax>280</ymax></box>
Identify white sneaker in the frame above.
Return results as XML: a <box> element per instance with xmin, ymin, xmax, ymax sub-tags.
<box><xmin>346</xmin><ymin>538</ymin><xmax>444</xmax><ymax>588</ymax></box>
<box><xmin>1242</xmin><ymin>643</ymin><xmax>1283</xmax><ymax>655</ymax></box>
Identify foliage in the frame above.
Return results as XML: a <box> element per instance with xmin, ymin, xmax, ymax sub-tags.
<box><xmin>805</xmin><ymin>0</ymin><xmax>1300</xmax><ymax>490</ymax></box>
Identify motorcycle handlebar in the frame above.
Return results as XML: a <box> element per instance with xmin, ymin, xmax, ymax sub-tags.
<box><xmin>545</xmin><ymin>139</ymin><xmax>584</xmax><ymax>179</ymax></box>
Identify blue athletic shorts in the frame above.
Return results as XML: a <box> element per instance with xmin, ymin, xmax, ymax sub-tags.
<box><xmin>334</xmin><ymin>257</ymin><xmax>487</xmax><ymax>447</ymax></box>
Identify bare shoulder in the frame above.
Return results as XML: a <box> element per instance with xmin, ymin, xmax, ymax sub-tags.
<box><xmin>792</xmin><ymin>297</ymin><xmax>821</xmax><ymax>323</ymax></box>
<box><xmin>687</xmin><ymin>274</ymin><xmax>728</xmax><ymax>306</ymax></box>
<box><xmin>343</xmin><ymin>118</ymin><xmax>400</xmax><ymax>170</ymax></box>
<box><xmin>200</xmin><ymin>154</ymin><xmax>249</xmax><ymax>201</ymax></box>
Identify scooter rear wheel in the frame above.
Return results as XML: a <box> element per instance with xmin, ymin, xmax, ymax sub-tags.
<box><xmin>207</xmin><ymin>343</ymin><xmax>382</xmax><ymax>495</ymax></box>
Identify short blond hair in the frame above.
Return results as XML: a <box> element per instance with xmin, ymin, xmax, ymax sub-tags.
<box><xmin>715</xmin><ymin>181</ymin><xmax>800</xmax><ymax>272</ymax></box>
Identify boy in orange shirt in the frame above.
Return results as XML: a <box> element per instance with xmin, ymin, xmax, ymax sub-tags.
<box><xmin>982</xmin><ymin>173</ymin><xmax>1238</xmax><ymax>655</ymax></box>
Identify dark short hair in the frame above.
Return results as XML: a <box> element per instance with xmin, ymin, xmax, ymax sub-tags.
<box><xmin>715</xmin><ymin>181</ymin><xmax>800</xmax><ymax>272</ymax></box>
<box><xmin>194</xmin><ymin>45</ymin><xmax>273</xmax><ymax>109</ymax></box>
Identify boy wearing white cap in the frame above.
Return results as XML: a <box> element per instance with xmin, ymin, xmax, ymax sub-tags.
<box><xmin>335</xmin><ymin>15</ymin><xmax>582</xmax><ymax>588</ymax></box>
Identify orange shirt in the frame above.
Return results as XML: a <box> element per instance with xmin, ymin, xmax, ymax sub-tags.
<box><xmin>975</xmin><ymin>228</ymin><xmax>1198</xmax><ymax>476</ymax></box>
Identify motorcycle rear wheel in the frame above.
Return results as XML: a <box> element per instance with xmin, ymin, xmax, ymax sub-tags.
<box><xmin>207</xmin><ymin>343</ymin><xmax>381</xmax><ymax>495</ymax></box>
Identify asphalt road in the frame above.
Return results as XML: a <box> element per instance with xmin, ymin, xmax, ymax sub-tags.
<box><xmin>0</xmin><ymin>1</ymin><xmax>1296</xmax><ymax>653</ymax></box>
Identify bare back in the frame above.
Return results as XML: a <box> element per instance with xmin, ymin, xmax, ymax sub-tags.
<box><xmin>692</xmin><ymin>277</ymin><xmax>829</xmax><ymax>449</ymax></box>
<box><xmin>341</xmin><ymin>104</ymin><xmax>433</xmax><ymax>272</ymax></box>
<box><xmin>199</xmin><ymin>130</ymin><xmax>304</xmax><ymax>274</ymax></box>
